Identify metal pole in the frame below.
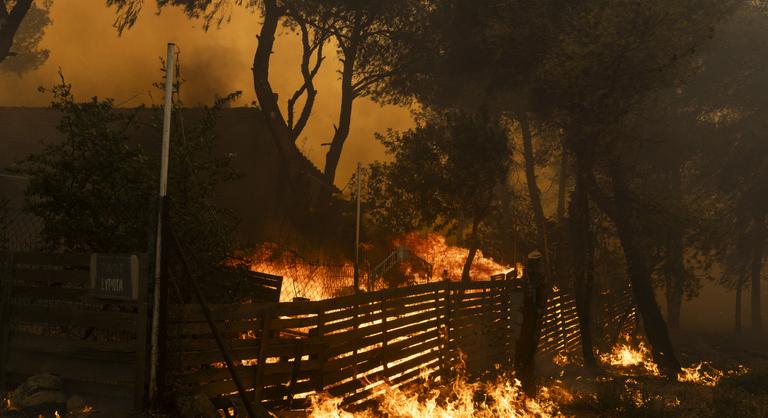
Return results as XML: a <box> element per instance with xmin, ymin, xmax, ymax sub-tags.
<box><xmin>149</xmin><ymin>42</ymin><xmax>175</xmax><ymax>405</ymax></box>
<box><xmin>354</xmin><ymin>163</ymin><xmax>361</xmax><ymax>293</ymax></box>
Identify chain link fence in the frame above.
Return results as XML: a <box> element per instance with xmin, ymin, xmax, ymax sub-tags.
<box><xmin>1</xmin><ymin>209</ymin><xmax>44</xmax><ymax>253</ymax></box>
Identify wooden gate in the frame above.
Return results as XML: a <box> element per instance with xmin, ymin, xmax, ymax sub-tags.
<box><xmin>0</xmin><ymin>252</ymin><xmax>150</xmax><ymax>411</ymax></box>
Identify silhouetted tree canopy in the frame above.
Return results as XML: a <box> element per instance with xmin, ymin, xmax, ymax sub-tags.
<box><xmin>0</xmin><ymin>0</ymin><xmax>52</xmax><ymax>74</ymax></box>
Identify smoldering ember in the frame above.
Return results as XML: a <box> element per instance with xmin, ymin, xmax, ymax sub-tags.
<box><xmin>2</xmin><ymin>1</ymin><xmax>768</xmax><ymax>418</ymax></box>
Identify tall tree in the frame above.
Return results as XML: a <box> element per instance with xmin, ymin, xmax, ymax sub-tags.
<box><xmin>537</xmin><ymin>0</ymin><xmax>737</xmax><ymax>375</ymax></box>
<box><xmin>308</xmin><ymin>0</ymin><xmax>419</xmax><ymax>183</ymax></box>
<box><xmin>366</xmin><ymin>110</ymin><xmax>511</xmax><ymax>282</ymax></box>
<box><xmin>0</xmin><ymin>0</ymin><xmax>51</xmax><ymax>73</ymax></box>
<box><xmin>109</xmin><ymin>0</ymin><xmax>332</xmax><ymax>192</ymax></box>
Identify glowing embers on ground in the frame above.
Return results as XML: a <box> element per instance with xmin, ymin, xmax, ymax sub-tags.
<box><xmin>599</xmin><ymin>334</ymin><xmax>660</xmax><ymax>376</ymax></box>
<box><xmin>307</xmin><ymin>361</ymin><xmax>564</xmax><ymax>418</ymax></box>
<box><xmin>677</xmin><ymin>362</ymin><xmax>748</xmax><ymax>387</ymax></box>
<box><xmin>599</xmin><ymin>333</ymin><xmax>749</xmax><ymax>386</ymax></box>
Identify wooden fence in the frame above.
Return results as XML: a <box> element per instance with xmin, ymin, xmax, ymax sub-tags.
<box><xmin>168</xmin><ymin>279</ymin><xmax>524</xmax><ymax>411</ymax></box>
<box><xmin>0</xmin><ymin>252</ymin><xmax>150</xmax><ymax>410</ymax></box>
<box><xmin>538</xmin><ymin>286</ymin><xmax>637</xmax><ymax>357</ymax></box>
<box><xmin>538</xmin><ymin>287</ymin><xmax>581</xmax><ymax>355</ymax></box>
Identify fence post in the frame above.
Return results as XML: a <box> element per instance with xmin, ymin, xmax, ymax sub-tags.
<box><xmin>254</xmin><ymin>310</ymin><xmax>273</xmax><ymax>404</ymax></box>
<box><xmin>315</xmin><ymin>307</ymin><xmax>326</xmax><ymax>392</ymax></box>
<box><xmin>442</xmin><ymin>281</ymin><xmax>453</xmax><ymax>376</ymax></box>
<box><xmin>380</xmin><ymin>293</ymin><xmax>389</xmax><ymax>380</ymax></box>
<box><xmin>514</xmin><ymin>250</ymin><xmax>545</xmax><ymax>396</ymax></box>
<box><xmin>134</xmin><ymin>255</ymin><xmax>151</xmax><ymax>410</ymax></box>
<box><xmin>0</xmin><ymin>253</ymin><xmax>13</xmax><ymax>388</ymax></box>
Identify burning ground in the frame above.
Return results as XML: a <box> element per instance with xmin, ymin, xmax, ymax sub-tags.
<box><xmin>275</xmin><ymin>331</ymin><xmax>768</xmax><ymax>418</ymax></box>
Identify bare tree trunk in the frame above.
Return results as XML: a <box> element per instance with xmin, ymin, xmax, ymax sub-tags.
<box><xmin>664</xmin><ymin>166</ymin><xmax>685</xmax><ymax>329</ymax></box>
<box><xmin>557</xmin><ymin>146</ymin><xmax>568</xmax><ymax>223</ymax></box>
<box><xmin>735</xmin><ymin>273</ymin><xmax>743</xmax><ymax>333</ymax></box>
<box><xmin>519</xmin><ymin>112</ymin><xmax>550</xmax><ymax>275</ymax></box>
<box><xmin>461</xmin><ymin>217</ymin><xmax>480</xmax><ymax>283</ymax></box>
<box><xmin>252</xmin><ymin>0</ymin><xmax>289</xmax><ymax>138</ymax></box>
<box><xmin>570</xmin><ymin>149</ymin><xmax>598</xmax><ymax>370</ymax></box>
<box><xmin>609</xmin><ymin>167</ymin><xmax>681</xmax><ymax>377</ymax></box>
<box><xmin>751</xmin><ymin>218</ymin><xmax>764</xmax><ymax>331</ymax></box>
<box><xmin>665</xmin><ymin>228</ymin><xmax>685</xmax><ymax>329</ymax></box>
<box><xmin>0</xmin><ymin>0</ymin><xmax>33</xmax><ymax>63</ymax></box>
<box><xmin>323</xmin><ymin>33</ymin><xmax>358</xmax><ymax>185</ymax></box>
<box><xmin>252</xmin><ymin>0</ymin><xmax>329</xmax><ymax>196</ymax></box>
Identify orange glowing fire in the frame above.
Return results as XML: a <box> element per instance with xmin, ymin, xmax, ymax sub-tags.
<box><xmin>599</xmin><ymin>336</ymin><xmax>660</xmax><ymax>376</ymax></box>
<box><xmin>600</xmin><ymin>334</ymin><xmax>748</xmax><ymax>386</ymax></box>
<box><xmin>394</xmin><ymin>232</ymin><xmax>512</xmax><ymax>281</ymax></box>
<box><xmin>247</xmin><ymin>233</ymin><xmax>516</xmax><ymax>301</ymax></box>
<box><xmin>247</xmin><ymin>243</ymin><xmax>355</xmax><ymax>301</ymax></box>
<box><xmin>308</xmin><ymin>363</ymin><xmax>563</xmax><ymax>418</ymax></box>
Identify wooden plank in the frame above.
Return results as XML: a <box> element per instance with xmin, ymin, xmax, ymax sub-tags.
<box><xmin>10</xmin><ymin>302</ymin><xmax>137</xmax><ymax>332</ymax></box>
<box><xmin>133</xmin><ymin>264</ymin><xmax>149</xmax><ymax>410</ymax></box>
<box><xmin>12</xmin><ymin>269</ymin><xmax>89</xmax><ymax>285</ymax></box>
<box><xmin>170</xmin><ymin>302</ymin><xmax>269</xmax><ymax>322</ymax></box>
<box><xmin>270</xmin><ymin>315</ymin><xmax>320</xmax><ymax>331</ymax></box>
<box><xmin>253</xmin><ymin>311</ymin><xmax>272</xmax><ymax>402</ymax></box>
<box><xmin>327</xmin><ymin>349</ymin><xmax>441</xmax><ymax>398</ymax></box>
<box><xmin>6</xmin><ymin>349</ymin><xmax>135</xmax><ymax>384</ymax></box>
<box><xmin>325</xmin><ymin>334</ymin><xmax>441</xmax><ymax>386</ymax></box>
<box><xmin>4</xmin><ymin>372</ymin><xmax>133</xmax><ymax>401</ymax></box>
<box><xmin>169</xmin><ymin>318</ymin><xmax>263</xmax><ymax>337</ymax></box>
<box><xmin>0</xmin><ymin>253</ymin><xmax>14</xmax><ymax>387</ymax></box>
<box><xmin>10</xmin><ymin>286</ymin><xmax>89</xmax><ymax>301</ymax></box>
<box><xmin>13</xmin><ymin>253</ymin><xmax>90</xmax><ymax>266</ymax></box>
<box><xmin>174</xmin><ymin>339</ymin><xmax>324</xmax><ymax>370</ymax></box>
<box><xmin>175</xmin><ymin>359</ymin><xmax>325</xmax><ymax>386</ymax></box>
<box><xmin>324</xmin><ymin>327</ymin><xmax>439</xmax><ymax>376</ymax></box>
<box><xmin>325</xmin><ymin>314</ymin><xmax>438</xmax><ymax>359</ymax></box>
<box><xmin>7</xmin><ymin>334</ymin><xmax>135</xmax><ymax>362</ymax></box>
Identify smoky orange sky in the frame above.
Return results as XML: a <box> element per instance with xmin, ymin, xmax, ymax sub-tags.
<box><xmin>0</xmin><ymin>0</ymin><xmax>414</xmax><ymax>185</ymax></box>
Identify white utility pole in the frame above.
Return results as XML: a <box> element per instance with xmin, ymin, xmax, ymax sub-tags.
<box><xmin>354</xmin><ymin>163</ymin><xmax>362</xmax><ymax>293</ymax></box>
<box><xmin>149</xmin><ymin>42</ymin><xmax>175</xmax><ymax>405</ymax></box>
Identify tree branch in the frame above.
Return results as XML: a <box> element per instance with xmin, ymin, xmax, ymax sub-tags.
<box><xmin>287</xmin><ymin>17</ymin><xmax>327</xmax><ymax>141</ymax></box>
<box><xmin>0</xmin><ymin>0</ymin><xmax>33</xmax><ymax>64</ymax></box>
<box><xmin>1</xmin><ymin>1</ymin><xmax>10</xmax><ymax>23</ymax></box>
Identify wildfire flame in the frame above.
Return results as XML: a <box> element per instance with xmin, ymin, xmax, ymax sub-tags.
<box><xmin>247</xmin><ymin>233</ymin><xmax>515</xmax><ymax>301</ymax></box>
<box><xmin>601</xmin><ymin>334</ymin><xmax>749</xmax><ymax>387</ymax></box>
<box><xmin>394</xmin><ymin>232</ymin><xmax>512</xmax><ymax>281</ymax></box>
<box><xmin>677</xmin><ymin>362</ymin><xmax>748</xmax><ymax>387</ymax></box>
<box><xmin>599</xmin><ymin>336</ymin><xmax>660</xmax><ymax>376</ymax></box>
<box><xmin>308</xmin><ymin>360</ymin><xmax>563</xmax><ymax>418</ymax></box>
<box><xmin>247</xmin><ymin>243</ymin><xmax>355</xmax><ymax>301</ymax></box>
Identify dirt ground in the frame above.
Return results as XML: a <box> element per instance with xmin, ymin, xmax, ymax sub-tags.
<box><xmin>546</xmin><ymin>330</ymin><xmax>768</xmax><ymax>418</ymax></box>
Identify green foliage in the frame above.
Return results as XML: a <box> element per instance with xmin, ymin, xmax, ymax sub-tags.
<box><xmin>164</xmin><ymin>91</ymin><xmax>243</xmax><ymax>265</ymax></box>
<box><xmin>12</xmin><ymin>71</ymin><xmax>240</xmax><ymax>263</ymax></box>
<box><xmin>366</xmin><ymin>110</ymin><xmax>510</xmax><ymax>236</ymax></box>
<box><xmin>12</xmin><ymin>75</ymin><xmax>153</xmax><ymax>252</ymax></box>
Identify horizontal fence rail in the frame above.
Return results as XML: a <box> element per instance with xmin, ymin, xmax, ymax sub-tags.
<box><xmin>168</xmin><ymin>279</ymin><xmax>524</xmax><ymax>411</ymax></box>
<box><xmin>0</xmin><ymin>252</ymin><xmax>149</xmax><ymax>410</ymax></box>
